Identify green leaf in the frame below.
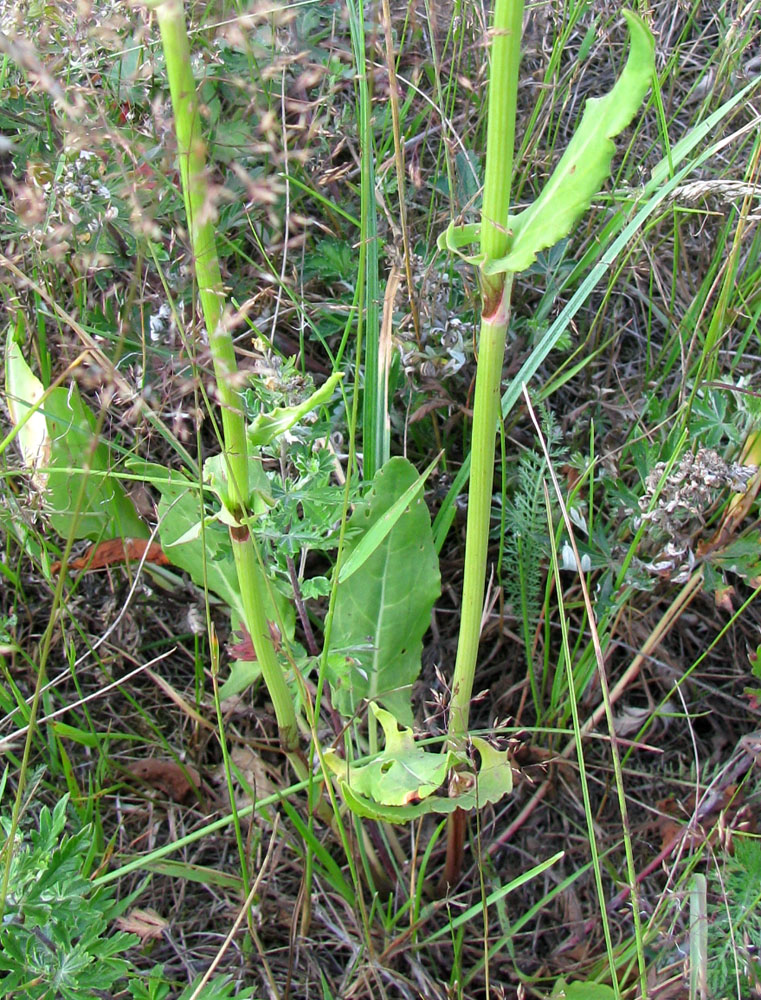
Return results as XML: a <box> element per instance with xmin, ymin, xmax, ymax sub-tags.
<box><xmin>4</xmin><ymin>320</ymin><xmax>147</xmax><ymax>542</ymax></box>
<box><xmin>436</xmin><ymin>220</ymin><xmax>483</xmax><ymax>264</ymax></box>
<box><xmin>327</xmin><ymin>456</ymin><xmax>440</xmax><ymax>722</ymax></box>
<box><xmin>485</xmin><ymin>11</ymin><xmax>654</xmax><ymax>275</ymax></box>
<box><xmin>247</xmin><ymin>371</ymin><xmax>343</xmax><ymax>448</ymax></box>
<box><xmin>203</xmin><ymin>450</ymin><xmax>272</xmax><ymax>521</ymax></box>
<box><xmin>329</xmin><ymin>703</ymin><xmax>454</xmax><ymax>806</ymax></box>
<box><xmin>436</xmin><ymin>13</ymin><xmax>655</xmax><ymax>277</ymax></box>
<box><xmin>130</xmin><ymin>462</ymin><xmax>245</xmax><ymax>621</ymax></box>
<box><xmin>128</xmin><ymin>460</ymin><xmax>293</xmax><ymax>698</ymax></box>
<box><xmin>709</xmin><ymin>530</ymin><xmax>761</xmax><ymax>583</ymax></box>
<box><xmin>324</xmin><ymin>709</ymin><xmax>513</xmax><ymax>823</ymax></box>
<box><xmin>551</xmin><ymin>979</ymin><xmax>617</xmax><ymax>999</ymax></box>
<box><xmin>338</xmin><ymin>453</ymin><xmax>438</xmax><ymax>584</ymax></box>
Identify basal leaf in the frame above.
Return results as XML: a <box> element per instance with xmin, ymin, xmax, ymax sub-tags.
<box><xmin>325</xmin><ymin>704</ymin><xmax>454</xmax><ymax>806</ymax></box>
<box><xmin>4</xmin><ymin>314</ymin><xmax>48</xmax><ymax>489</ymax></box>
<box><xmin>327</xmin><ymin>456</ymin><xmax>441</xmax><ymax>723</ymax></box>
<box><xmin>324</xmin><ymin>707</ymin><xmax>514</xmax><ymax>824</ymax></box>
<box><xmin>5</xmin><ymin>322</ymin><xmax>146</xmax><ymax>543</ymax></box>
<box><xmin>552</xmin><ymin>979</ymin><xmax>616</xmax><ymax>1000</ymax></box>
<box><xmin>338</xmin><ymin>454</ymin><xmax>438</xmax><ymax>584</ymax></box>
<box><xmin>128</xmin><ymin>462</ymin><xmax>244</xmax><ymax>619</ymax></box>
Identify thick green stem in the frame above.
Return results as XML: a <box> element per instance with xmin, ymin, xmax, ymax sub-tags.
<box><xmin>152</xmin><ymin>0</ymin><xmax>299</xmax><ymax>755</ymax></box>
<box><xmin>447</xmin><ymin>0</ymin><xmax>523</xmax><ymax>747</ymax></box>
<box><xmin>481</xmin><ymin>0</ymin><xmax>522</xmax><ymax>266</ymax></box>
<box><xmin>447</xmin><ymin>292</ymin><xmax>512</xmax><ymax>742</ymax></box>
<box><xmin>154</xmin><ymin>0</ymin><xmax>246</xmax><ymax>501</ymax></box>
<box><xmin>231</xmin><ymin>528</ymin><xmax>299</xmax><ymax>752</ymax></box>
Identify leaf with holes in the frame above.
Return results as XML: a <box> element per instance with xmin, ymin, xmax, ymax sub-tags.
<box><xmin>324</xmin><ymin>705</ymin><xmax>514</xmax><ymax>823</ymax></box>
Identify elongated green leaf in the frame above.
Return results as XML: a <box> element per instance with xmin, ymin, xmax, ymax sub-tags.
<box><xmin>432</xmin><ymin>81</ymin><xmax>756</xmax><ymax>554</ymax></box>
<box><xmin>338</xmin><ymin>454</ymin><xmax>439</xmax><ymax>584</ymax></box>
<box><xmin>4</xmin><ymin>324</ymin><xmax>147</xmax><ymax>542</ymax></box>
<box><xmin>128</xmin><ymin>462</ymin><xmax>245</xmax><ymax>619</ymax></box>
<box><xmin>129</xmin><ymin>460</ymin><xmax>294</xmax><ymax>697</ymax></box>
<box><xmin>552</xmin><ymin>980</ymin><xmax>616</xmax><ymax>1000</ymax></box>
<box><xmin>327</xmin><ymin>456</ymin><xmax>440</xmax><ymax>722</ymax></box>
<box><xmin>3</xmin><ymin>313</ymin><xmax>47</xmax><ymax>487</ymax></box>
<box><xmin>486</xmin><ymin>11</ymin><xmax>654</xmax><ymax>275</ymax></box>
<box><xmin>247</xmin><ymin>371</ymin><xmax>343</xmax><ymax>448</ymax></box>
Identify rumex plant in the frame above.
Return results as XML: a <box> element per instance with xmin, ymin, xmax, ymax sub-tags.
<box><xmin>440</xmin><ymin>3</ymin><xmax>654</xmax><ymax>741</ymax></box>
<box><xmin>1</xmin><ymin>0</ymin><xmax>654</xmax><ymax>859</ymax></box>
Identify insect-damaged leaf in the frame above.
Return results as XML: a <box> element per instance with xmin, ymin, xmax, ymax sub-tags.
<box><xmin>324</xmin><ymin>704</ymin><xmax>514</xmax><ymax>824</ymax></box>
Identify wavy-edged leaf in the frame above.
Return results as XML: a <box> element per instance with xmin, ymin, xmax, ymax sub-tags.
<box><xmin>485</xmin><ymin>11</ymin><xmax>654</xmax><ymax>275</ymax></box>
<box><xmin>325</xmin><ymin>704</ymin><xmax>455</xmax><ymax>806</ymax></box>
<box><xmin>324</xmin><ymin>706</ymin><xmax>514</xmax><ymax>823</ymax></box>
<box><xmin>247</xmin><ymin>371</ymin><xmax>343</xmax><ymax>448</ymax></box>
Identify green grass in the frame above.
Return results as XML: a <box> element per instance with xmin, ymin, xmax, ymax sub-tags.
<box><xmin>1</xmin><ymin>0</ymin><xmax>761</xmax><ymax>997</ymax></box>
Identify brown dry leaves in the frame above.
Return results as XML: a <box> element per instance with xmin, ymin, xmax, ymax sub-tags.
<box><xmin>127</xmin><ymin>758</ymin><xmax>201</xmax><ymax>804</ymax></box>
<box><xmin>115</xmin><ymin>907</ymin><xmax>167</xmax><ymax>942</ymax></box>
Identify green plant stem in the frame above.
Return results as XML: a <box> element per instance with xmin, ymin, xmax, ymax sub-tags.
<box><xmin>447</xmin><ymin>0</ymin><xmax>523</xmax><ymax>746</ymax></box>
<box><xmin>447</xmin><ymin>304</ymin><xmax>512</xmax><ymax>742</ymax></box>
<box><xmin>480</xmin><ymin>0</ymin><xmax>522</xmax><ymax>304</ymax></box>
<box><xmin>150</xmin><ymin>0</ymin><xmax>299</xmax><ymax>755</ymax></box>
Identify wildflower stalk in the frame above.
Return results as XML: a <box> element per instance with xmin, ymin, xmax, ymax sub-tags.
<box><xmin>148</xmin><ymin>0</ymin><xmax>300</xmax><ymax>757</ymax></box>
<box><xmin>447</xmin><ymin>0</ymin><xmax>524</xmax><ymax>746</ymax></box>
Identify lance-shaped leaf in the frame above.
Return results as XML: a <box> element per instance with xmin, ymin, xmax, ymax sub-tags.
<box><xmin>436</xmin><ymin>12</ymin><xmax>654</xmax><ymax>277</ymax></box>
<box><xmin>338</xmin><ymin>454</ymin><xmax>439</xmax><ymax>584</ymax></box>
<box><xmin>127</xmin><ymin>462</ymin><xmax>245</xmax><ymax>620</ymax></box>
<box><xmin>485</xmin><ymin>11</ymin><xmax>654</xmax><ymax>275</ymax></box>
<box><xmin>4</xmin><ymin>319</ymin><xmax>147</xmax><ymax>543</ymax></box>
<box><xmin>327</xmin><ymin>456</ymin><xmax>441</xmax><ymax>723</ymax></box>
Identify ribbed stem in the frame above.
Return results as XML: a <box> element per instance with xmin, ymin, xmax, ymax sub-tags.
<box><xmin>152</xmin><ymin>0</ymin><xmax>299</xmax><ymax>756</ymax></box>
<box><xmin>447</xmin><ymin>0</ymin><xmax>524</xmax><ymax>747</ymax></box>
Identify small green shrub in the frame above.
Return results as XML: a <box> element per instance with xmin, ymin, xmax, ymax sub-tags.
<box><xmin>0</xmin><ymin>784</ymin><xmax>256</xmax><ymax>1000</ymax></box>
